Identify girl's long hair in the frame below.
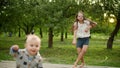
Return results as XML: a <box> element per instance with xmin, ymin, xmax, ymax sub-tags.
<box><xmin>71</xmin><ymin>11</ymin><xmax>97</xmax><ymax>33</ymax></box>
<box><xmin>72</xmin><ymin>11</ymin><xmax>86</xmax><ymax>32</ymax></box>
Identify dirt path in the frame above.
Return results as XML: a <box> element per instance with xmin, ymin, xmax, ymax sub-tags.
<box><xmin>0</xmin><ymin>61</ymin><xmax>119</xmax><ymax>68</ymax></box>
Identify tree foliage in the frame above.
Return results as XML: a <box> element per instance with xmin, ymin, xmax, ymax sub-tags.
<box><xmin>0</xmin><ymin>0</ymin><xmax>120</xmax><ymax>48</ymax></box>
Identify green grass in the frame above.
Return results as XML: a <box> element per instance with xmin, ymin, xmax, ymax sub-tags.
<box><xmin>0</xmin><ymin>34</ymin><xmax>120</xmax><ymax>67</ymax></box>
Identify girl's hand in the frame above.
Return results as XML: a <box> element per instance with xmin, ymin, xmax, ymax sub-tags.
<box><xmin>85</xmin><ymin>25</ymin><xmax>92</xmax><ymax>32</ymax></box>
<box><xmin>85</xmin><ymin>28</ymin><xmax>89</xmax><ymax>32</ymax></box>
<box><xmin>12</xmin><ymin>45</ymin><xmax>19</xmax><ymax>52</ymax></box>
<box><xmin>85</xmin><ymin>27</ymin><xmax>90</xmax><ymax>32</ymax></box>
<box><xmin>72</xmin><ymin>39</ymin><xmax>76</xmax><ymax>45</ymax></box>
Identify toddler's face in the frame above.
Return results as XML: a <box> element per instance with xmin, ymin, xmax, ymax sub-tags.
<box><xmin>26</xmin><ymin>41</ymin><xmax>40</xmax><ymax>56</ymax></box>
<box><xmin>77</xmin><ymin>12</ymin><xmax>84</xmax><ymax>21</ymax></box>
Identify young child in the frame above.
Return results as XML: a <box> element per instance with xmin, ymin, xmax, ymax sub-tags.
<box><xmin>10</xmin><ymin>34</ymin><xmax>43</xmax><ymax>68</ymax></box>
<box><xmin>72</xmin><ymin>11</ymin><xmax>97</xmax><ymax>68</ymax></box>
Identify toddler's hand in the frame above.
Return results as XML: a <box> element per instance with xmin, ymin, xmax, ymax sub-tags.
<box><xmin>12</xmin><ymin>45</ymin><xmax>19</xmax><ymax>52</ymax></box>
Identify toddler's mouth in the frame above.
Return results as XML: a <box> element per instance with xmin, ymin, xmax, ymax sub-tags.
<box><xmin>31</xmin><ymin>50</ymin><xmax>36</xmax><ymax>53</ymax></box>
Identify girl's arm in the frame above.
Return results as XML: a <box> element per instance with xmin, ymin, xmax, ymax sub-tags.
<box><xmin>85</xmin><ymin>25</ymin><xmax>92</xmax><ymax>32</ymax></box>
<box><xmin>72</xmin><ymin>24</ymin><xmax>77</xmax><ymax>45</ymax></box>
<box><xmin>84</xmin><ymin>19</ymin><xmax>97</xmax><ymax>32</ymax></box>
<box><xmin>86</xmin><ymin>18</ymin><xmax>97</xmax><ymax>28</ymax></box>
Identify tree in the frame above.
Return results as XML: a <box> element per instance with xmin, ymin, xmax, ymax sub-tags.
<box><xmin>40</xmin><ymin>0</ymin><xmax>78</xmax><ymax>48</ymax></box>
<box><xmin>10</xmin><ymin>0</ymin><xmax>41</xmax><ymax>35</ymax></box>
<box><xmin>103</xmin><ymin>0</ymin><xmax>120</xmax><ymax>49</ymax></box>
<box><xmin>0</xmin><ymin>0</ymin><xmax>18</xmax><ymax>36</ymax></box>
<box><xmin>55</xmin><ymin>0</ymin><xmax>78</xmax><ymax>42</ymax></box>
<box><xmin>89</xmin><ymin>0</ymin><xmax>120</xmax><ymax>49</ymax></box>
<box><xmin>41</xmin><ymin>0</ymin><xmax>62</xmax><ymax>48</ymax></box>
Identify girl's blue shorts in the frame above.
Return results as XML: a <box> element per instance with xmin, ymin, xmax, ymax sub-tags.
<box><xmin>76</xmin><ymin>37</ymin><xmax>89</xmax><ymax>48</ymax></box>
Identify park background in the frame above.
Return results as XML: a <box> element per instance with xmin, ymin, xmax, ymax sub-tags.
<box><xmin>0</xmin><ymin>0</ymin><xmax>120</xmax><ymax>67</ymax></box>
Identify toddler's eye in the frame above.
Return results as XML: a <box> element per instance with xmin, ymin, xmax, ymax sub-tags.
<box><xmin>30</xmin><ymin>45</ymin><xmax>33</xmax><ymax>47</ymax></box>
<box><xmin>36</xmin><ymin>45</ymin><xmax>38</xmax><ymax>47</ymax></box>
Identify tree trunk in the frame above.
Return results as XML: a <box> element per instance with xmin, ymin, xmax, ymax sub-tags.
<box><xmin>24</xmin><ymin>25</ymin><xmax>34</xmax><ymax>35</ymax></box>
<box><xmin>61</xmin><ymin>31</ymin><xmax>64</xmax><ymax>42</ymax></box>
<box><xmin>48</xmin><ymin>27</ymin><xmax>53</xmax><ymax>48</ymax></box>
<box><xmin>39</xmin><ymin>28</ymin><xmax>43</xmax><ymax>38</ymax></box>
<box><xmin>30</xmin><ymin>25</ymin><xmax>34</xmax><ymax>34</ymax></box>
<box><xmin>107</xmin><ymin>18</ymin><xmax>120</xmax><ymax>49</ymax></box>
<box><xmin>18</xmin><ymin>27</ymin><xmax>21</xmax><ymax>37</ymax></box>
<box><xmin>25</xmin><ymin>25</ymin><xmax>29</xmax><ymax>35</ymax></box>
<box><xmin>65</xmin><ymin>32</ymin><xmax>67</xmax><ymax>39</ymax></box>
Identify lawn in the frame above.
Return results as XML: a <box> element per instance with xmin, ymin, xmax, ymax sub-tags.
<box><xmin>0</xmin><ymin>33</ymin><xmax>120</xmax><ymax>67</ymax></box>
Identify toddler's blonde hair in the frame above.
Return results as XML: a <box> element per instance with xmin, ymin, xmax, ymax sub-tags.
<box><xmin>26</xmin><ymin>34</ymin><xmax>41</xmax><ymax>45</ymax></box>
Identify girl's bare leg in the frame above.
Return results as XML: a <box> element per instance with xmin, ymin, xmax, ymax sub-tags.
<box><xmin>80</xmin><ymin>57</ymin><xmax>84</xmax><ymax>68</ymax></box>
<box><xmin>78</xmin><ymin>50</ymin><xmax>85</xmax><ymax>68</ymax></box>
<box><xmin>77</xmin><ymin>48</ymin><xmax>84</xmax><ymax>65</ymax></box>
<box><xmin>73</xmin><ymin>45</ymin><xmax>88</xmax><ymax>68</ymax></box>
<box><xmin>73</xmin><ymin>48</ymin><xmax>81</xmax><ymax>68</ymax></box>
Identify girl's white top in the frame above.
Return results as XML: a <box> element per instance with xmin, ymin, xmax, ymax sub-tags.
<box><xmin>74</xmin><ymin>20</ymin><xmax>90</xmax><ymax>38</ymax></box>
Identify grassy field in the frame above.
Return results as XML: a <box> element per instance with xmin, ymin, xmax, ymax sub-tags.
<box><xmin>0</xmin><ymin>33</ymin><xmax>120</xmax><ymax>67</ymax></box>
